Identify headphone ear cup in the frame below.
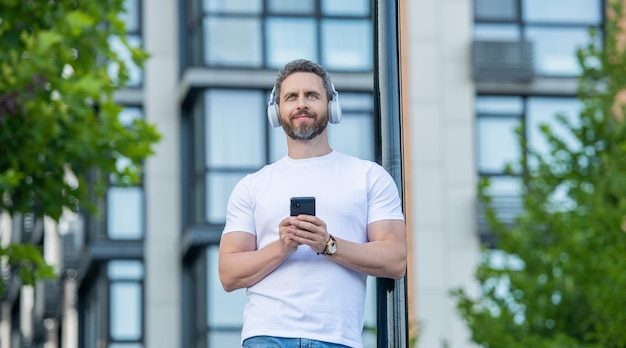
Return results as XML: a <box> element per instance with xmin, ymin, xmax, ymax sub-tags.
<box><xmin>267</xmin><ymin>103</ymin><xmax>281</xmax><ymax>128</ymax></box>
<box><xmin>328</xmin><ymin>91</ymin><xmax>342</xmax><ymax>124</ymax></box>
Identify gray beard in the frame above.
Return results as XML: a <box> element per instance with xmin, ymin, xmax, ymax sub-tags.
<box><xmin>282</xmin><ymin>114</ymin><xmax>328</xmax><ymax>141</ymax></box>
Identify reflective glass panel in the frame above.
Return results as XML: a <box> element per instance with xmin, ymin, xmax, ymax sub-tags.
<box><xmin>108</xmin><ymin>35</ymin><xmax>143</xmax><ymax>87</ymax></box>
<box><xmin>110</xmin><ymin>283</ymin><xmax>142</xmax><ymax>340</ymax></box>
<box><xmin>322</xmin><ymin>0</ymin><xmax>370</xmax><ymax>16</ymax></box>
<box><xmin>475</xmin><ymin>0</ymin><xmax>517</xmax><ymax>20</ymax></box>
<box><xmin>477</xmin><ymin>117</ymin><xmax>521</xmax><ymax>173</ymax></box>
<box><xmin>525</xmin><ymin>27</ymin><xmax>592</xmax><ymax>76</ymax></box>
<box><xmin>207</xmin><ymin>246</ymin><xmax>246</xmax><ymax>326</ymax></box>
<box><xmin>526</xmin><ymin>97</ymin><xmax>581</xmax><ymax>165</ymax></box>
<box><xmin>118</xmin><ymin>107</ymin><xmax>143</xmax><ymax>127</ymax></box>
<box><xmin>204</xmin><ymin>17</ymin><xmax>262</xmax><ymax>67</ymax></box>
<box><xmin>322</xmin><ymin>19</ymin><xmax>372</xmax><ymax>70</ymax></box>
<box><xmin>266</xmin><ymin>18</ymin><xmax>317</xmax><ymax>68</ymax></box>
<box><xmin>120</xmin><ymin>0</ymin><xmax>139</xmax><ymax>33</ymax></box>
<box><xmin>268</xmin><ymin>0</ymin><xmax>314</xmax><ymax>14</ymax></box>
<box><xmin>205</xmin><ymin>90</ymin><xmax>265</xmax><ymax>167</ymax></box>
<box><xmin>204</xmin><ymin>0</ymin><xmax>262</xmax><ymax>13</ymax></box>
<box><xmin>269</xmin><ymin>125</ymin><xmax>288</xmax><ymax>163</ymax></box>
<box><xmin>337</xmin><ymin>93</ymin><xmax>374</xmax><ymax>110</ymax></box>
<box><xmin>476</xmin><ymin>96</ymin><xmax>524</xmax><ymax>115</ymax></box>
<box><xmin>328</xmin><ymin>113</ymin><xmax>374</xmax><ymax>161</ymax></box>
<box><xmin>483</xmin><ymin>176</ymin><xmax>522</xmax><ymax>197</ymax></box>
<box><xmin>523</xmin><ymin>0</ymin><xmax>601</xmax><ymax>24</ymax></box>
<box><xmin>209</xmin><ymin>332</ymin><xmax>242</xmax><ymax>348</ymax></box>
<box><xmin>473</xmin><ymin>24</ymin><xmax>520</xmax><ymax>40</ymax></box>
<box><xmin>206</xmin><ymin>172</ymin><xmax>247</xmax><ymax>223</ymax></box>
<box><xmin>107</xmin><ymin>187</ymin><xmax>143</xmax><ymax>239</ymax></box>
<box><xmin>108</xmin><ymin>260</ymin><xmax>144</xmax><ymax>279</ymax></box>
<box><xmin>109</xmin><ymin>344</ymin><xmax>143</xmax><ymax>348</ymax></box>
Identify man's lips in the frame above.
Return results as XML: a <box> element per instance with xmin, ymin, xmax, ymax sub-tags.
<box><xmin>292</xmin><ymin>114</ymin><xmax>314</xmax><ymax>120</ymax></box>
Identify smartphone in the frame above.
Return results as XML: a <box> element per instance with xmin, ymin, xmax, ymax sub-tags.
<box><xmin>290</xmin><ymin>196</ymin><xmax>316</xmax><ymax>216</ymax></box>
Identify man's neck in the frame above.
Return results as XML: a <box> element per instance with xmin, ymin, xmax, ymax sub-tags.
<box><xmin>286</xmin><ymin>135</ymin><xmax>333</xmax><ymax>159</ymax></box>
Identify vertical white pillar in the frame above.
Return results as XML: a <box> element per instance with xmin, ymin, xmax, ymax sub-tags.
<box><xmin>143</xmin><ymin>0</ymin><xmax>181</xmax><ymax>347</ymax></box>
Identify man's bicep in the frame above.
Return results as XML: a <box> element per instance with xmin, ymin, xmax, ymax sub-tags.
<box><xmin>219</xmin><ymin>231</ymin><xmax>257</xmax><ymax>253</ymax></box>
<box><xmin>366</xmin><ymin>219</ymin><xmax>406</xmax><ymax>243</ymax></box>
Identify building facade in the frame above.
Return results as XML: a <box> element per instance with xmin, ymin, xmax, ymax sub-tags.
<box><xmin>0</xmin><ymin>0</ymin><xmax>606</xmax><ymax>347</ymax></box>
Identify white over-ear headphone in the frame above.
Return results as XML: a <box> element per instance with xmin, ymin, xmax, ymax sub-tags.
<box><xmin>266</xmin><ymin>84</ymin><xmax>342</xmax><ymax>128</ymax></box>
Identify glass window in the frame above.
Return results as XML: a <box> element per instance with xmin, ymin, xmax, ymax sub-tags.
<box><xmin>266</xmin><ymin>18</ymin><xmax>317</xmax><ymax>68</ymax></box>
<box><xmin>523</xmin><ymin>0</ymin><xmax>602</xmax><ymax>24</ymax></box>
<box><xmin>477</xmin><ymin>118</ymin><xmax>521</xmax><ymax>174</ymax></box>
<box><xmin>107</xmin><ymin>187</ymin><xmax>144</xmax><ymax>239</ymax></box>
<box><xmin>483</xmin><ymin>176</ymin><xmax>522</xmax><ymax>197</ymax></box>
<box><xmin>473</xmin><ymin>0</ymin><xmax>603</xmax><ymax>78</ymax></box>
<box><xmin>322</xmin><ymin>0</ymin><xmax>370</xmax><ymax>16</ymax></box>
<box><xmin>269</xmin><ymin>124</ymin><xmax>288</xmax><ymax>162</ymax></box>
<box><xmin>207</xmin><ymin>245</ymin><xmax>246</xmax><ymax>347</ymax></box>
<box><xmin>108</xmin><ymin>260</ymin><xmax>144</xmax><ymax>343</ymax></box>
<box><xmin>473</xmin><ymin>24</ymin><xmax>520</xmax><ymax>41</ymax></box>
<box><xmin>110</xmin><ymin>283</ymin><xmax>142</xmax><ymax>339</ymax></box>
<box><xmin>476</xmin><ymin>96</ymin><xmax>524</xmax><ymax>115</ymax></box>
<box><xmin>203</xmin><ymin>17</ymin><xmax>262</xmax><ymax>67</ymax></box>
<box><xmin>120</xmin><ymin>0</ymin><xmax>140</xmax><ymax>33</ymax></box>
<box><xmin>206</xmin><ymin>172</ymin><xmax>246</xmax><ymax>223</ymax></box>
<box><xmin>329</xmin><ymin>114</ymin><xmax>374</xmax><ymax>161</ymax></box>
<box><xmin>321</xmin><ymin>19</ymin><xmax>372</xmax><ymax>70</ymax></box>
<box><xmin>108</xmin><ymin>35</ymin><xmax>143</xmax><ymax>87</ymax></box>
<box><xmin>268</xmin><ymin>0</ymin><xmax>315</xmax><ymax>14</ymax></box>
<box><xmin>203</xmin><ymin>0</ymin><xmax>262</xmax><ymax>13</ymax></box>
<box><xmin>474</xmin><ymin>0</ymin><xmax>517</xmax><ymax>21</ymax></box>
<box><xmin>109</xmin><ymin>260</ymin><xmax>144</xmax><ymax>279</ymax></box>
<box><xmin>526</xmin><ymin>97</ymin><xmax>581</xmax><ymax>165</ymax></box>
<box><xmin>525</xmin><ymin>27</ymin><xmax>593</xmax><ymax>76</ymax></box>
<box><xmin>190</xmin><ymin>0</ymin><xmax>374</xmax><ymax>70</ymax></box>
<box><xmin>205</xmin><ymin>90</ymin><xmax>266</xmax><ymax>167</ymax></box>
<box><xmin>118</xmin><ymin>107</ymin><xmax>143</xmax><ymax>126</ymax></box>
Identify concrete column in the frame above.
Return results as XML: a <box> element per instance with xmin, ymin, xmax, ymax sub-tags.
<box><xmin>143</xmin><ymin>0</ymin><xmax>181</xmax><ymax>347</ymax></box>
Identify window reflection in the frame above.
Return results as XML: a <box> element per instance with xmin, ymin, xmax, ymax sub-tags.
<box><xmin>523</xmin><ymin>0</ymin><xmax>601</xmax><ymax>24</ymax></box>
<box><xmin>473</xmin><ymin>0</ymin><xmax>603</xmax><ymax>77</ymax></box>
<box><xmin>204</xmin><ymin>0</ymin><xmax>262</xmax><ymax>13</ymax></box>
<box><xmin>205</xmin><ymin>90</ymin><xmax>266</xmax><ymax>167</ymax></box>
<box><xmin>525</xmin><ymin>27</ymin><xmax>595</xmax><ymax>76</ymax></box>
<box><xmin>322</xmin><ymin>19</ymin><xmax>372</xmax><ymax>70</ymax></box>
<box><xmin>266</xmin><ymin>18</ymin><xmax>317</xmax><ymax>68</ymax></box>
<box><xmin>203</xmin><ymin>18</ymin><xmax>262</xmax><ymax>67</ymax></box>
<box><xmin>526</xmin><ymin>97</ymin><xmax>581</xmax><ymax>167</ymax></box>
<box><xmin>108</xmin><ymin>260</ymin><xmax>144</xmax><ymax>345</ymax></box>
<box><xmin>107</xmin><ymin>187</ymin><xmax>144</xmax><ymax>239</ymax></box>
<box><xmin>195</xmin><ymin>0</ymin><xmax>374</xmax><ymax>70</ymax></box>
<box><xmin>474</xmin><ymin>0</ymin><xmax>517</xmax><ymax>20</ymax></box>
<box><xmin>321</xmin><ymin>0</ymin><xmax>370</xmax><ymax>16</ymax></box>
<box><xmin>268</xmin><ymin>0</ymin><xmax>314</xmax><ymax>14</ymax></box>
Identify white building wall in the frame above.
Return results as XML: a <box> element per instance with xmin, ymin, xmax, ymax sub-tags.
<box><xmin>405</xmin><ymin>0</ymin><xmax>480</xmax><ymax>347</ymax></box>
<box><xmin>143</xmin><ymin>0</ymin><xmax>181</xmax><ymax>347</ymax></box>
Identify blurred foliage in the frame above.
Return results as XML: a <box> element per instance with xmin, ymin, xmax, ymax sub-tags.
<box><xmin>0</xmin><ymin>0</ymin><xmax>160</xmax><ymax>294</ymax></box>
<box><xmin>451</xmin><ymin>1</ymin><xmax>626</xmax><ymax>347</ymax></box>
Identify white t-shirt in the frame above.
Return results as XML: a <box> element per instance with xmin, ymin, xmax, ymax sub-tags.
<box><xmin>223</xmin><ymin>151</ymin><xmax>404</xmax><ymax>347</ymax></box>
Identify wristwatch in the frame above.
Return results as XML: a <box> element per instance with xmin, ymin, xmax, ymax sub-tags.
<box><xmin>320</xmin><ymin>234</ymin><xmax>337</xmax><ymax>256</ymax></box>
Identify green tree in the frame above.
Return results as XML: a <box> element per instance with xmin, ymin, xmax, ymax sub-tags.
<box><xmin>0</xmin><ymin>1</ymin><xmax>160</xmax><ymax>295</ymax></box>
<box><xmin>451</xmin><ymin>1</ymin><xmax>626</xmax><ymax>347</ymax></box>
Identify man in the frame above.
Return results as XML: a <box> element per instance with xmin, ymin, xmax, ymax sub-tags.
<box><xmin>219</xmin><ymin>59</ymin><xmax>406</xmax><ymax>348</ymax></box>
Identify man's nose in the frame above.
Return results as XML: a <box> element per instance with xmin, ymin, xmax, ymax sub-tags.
<box><xmin>297</xmin><ymin>94</ymin><xmax>308</xmax><ymax>108</ymax></box>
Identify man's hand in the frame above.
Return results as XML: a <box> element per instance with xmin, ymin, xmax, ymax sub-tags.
<box><xmin>286</xmin><ymin>215</ymin><xmax>329</xmax><ymax>254</ymax></box>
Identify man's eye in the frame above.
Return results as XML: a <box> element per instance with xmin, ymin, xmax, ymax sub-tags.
<box><xmin>308</xmin><ymin>94</ymin><xmax>317</xmax><ymax>99</ymax></box>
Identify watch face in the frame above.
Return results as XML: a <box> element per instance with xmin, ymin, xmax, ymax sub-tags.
<box><xmin>327</xmin><ymin>240</ymin><xmax>337</xmax><ymax>254</ymax></box>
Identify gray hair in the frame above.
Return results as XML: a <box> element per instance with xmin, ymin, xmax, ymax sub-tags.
<box><xmin>272</xmin><ymin>59</ymin><xmax>334</xmax><ymax>104</ymax></box>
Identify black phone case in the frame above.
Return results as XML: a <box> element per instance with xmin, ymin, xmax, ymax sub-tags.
<box><xmin>290</xmin><ymin>197</ymin><xmax>316</xmax><ymax>216</ymax></box>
